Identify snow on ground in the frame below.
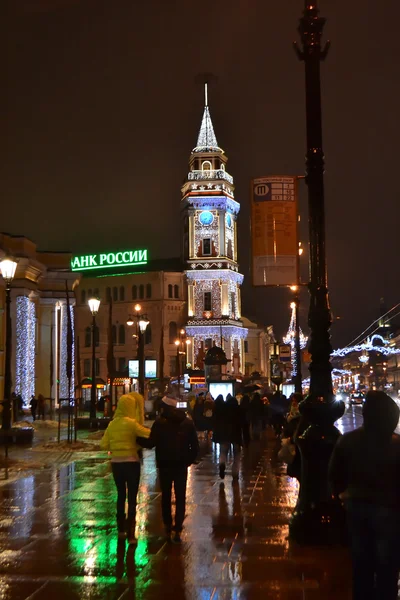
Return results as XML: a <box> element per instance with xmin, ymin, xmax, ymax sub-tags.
<box><xmin>32</xmin><ymin>440</ymin><xmax>100</xmax><ymax>452</ymax></box>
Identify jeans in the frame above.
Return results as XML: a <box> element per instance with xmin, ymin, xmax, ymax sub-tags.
<box><xmin>346</xmin><ymin>500</ymin><xmax>400</xmax><ymax>600</ymax></box>
<box><xmin>159</xmin><ymin>465</ymin><xmax>188</xmax><ymax>532</ymax></box>
<box><xmin>111</xmin><ymin>462</ymin><xmax>141</xmax><ymax>519</ymax></box>
<box><xmin>219</xmin><ymin>443</ymin><xmax>240</xmax><ymax>476</ymax></box>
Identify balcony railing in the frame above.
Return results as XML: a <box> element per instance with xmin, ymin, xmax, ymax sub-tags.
<box><xmin>188</xmin><ymin>170</ymin><xmax>233</xmax><ymax>185</ymax></box>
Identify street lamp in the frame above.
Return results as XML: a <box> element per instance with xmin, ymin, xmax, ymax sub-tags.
<box><xmin>88</xmin><ymin>297</ymin><xmax>100</xmax><ymax>420</ymax></box>
<box><xmin>175</xmin><ymin>331</ymin><xmax>190</xmax><ymax>398</ymax></box>
<box><xmin>127</xmin><ymin>304</ymin><xmax>149</xmax><ymax>395</ymax></box>
<box><xmin>290</xmin><ymin>286</ymin><xmax>303</xmax><ymax>395</ymax></box>
<box><xmin>290</xmin><ymin>1</ymin><xmax>345</xmax><ymax>544</ymax></box>
<box><xmin>0</xmin><ymin>258</ymin><xmax>18</xmax><ymax>433</ymax></box>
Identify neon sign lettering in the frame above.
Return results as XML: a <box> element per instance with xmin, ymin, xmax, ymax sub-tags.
<box><xmin>71</xmin><ymin>249</ymin><xmax>148</xmax><ymax>272</ymax></box>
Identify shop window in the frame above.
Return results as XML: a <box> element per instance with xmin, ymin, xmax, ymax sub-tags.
<box><xmin>204</xmin><ymin>292</ymin><xmax>212</xmax><ymax>312</ymax></box>
<box><xmin>169</xmin><ymin>321</ymin><xmax>177</xmax><ymax>343</ymax></box>
<box><xmin>146</xmin><ymin>283</ymin><xmax>152</xmax><ymax>299</ymax></box>
<box><xmin>174</xmin><ymin>284</ymin><xmax>179</xmax><ymax>299</ymax></box>
<box><xmin>119</xmin><ymin>324</ymin><xmax>125</xmax><ymax>345</ymax></box>
<box><xmin>132</xmin><ymin>285</ymin><xmax>137</xmax><ymax>300</ymax></box>
<box><xmin>168</xmin><ymin>284</ymin><xmax>173</xmax><ymax>298</ymax></box>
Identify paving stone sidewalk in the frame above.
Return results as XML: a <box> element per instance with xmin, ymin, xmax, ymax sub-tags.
<box><xmin>0</xmin><ymin>427</ymin><xmax>354</xmax><ymax>600</ymax></box>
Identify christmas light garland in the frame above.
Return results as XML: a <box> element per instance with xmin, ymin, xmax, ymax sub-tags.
<box><xmin>59</xmin><ymin>303</ymin><xmax>75</xmax><ymax>399</ymax></box>
<box><xmin>283</xmin><ymin>303</ymin><xmax>308</xmax><ymax>377</ymax></box>
<box><xmin>331</xmin><ymin>334</ymin><xmax>400</xmax><ymax>357</ymax></box>
<box><xmin>183</xmin><ymin>195</ymin><xmax>240</xmax><ymax>215</ymax></box>
<box><xmin>15</xmin><ymin>296</ymin><xmax>36</xmax><ymax>405</ymax></box>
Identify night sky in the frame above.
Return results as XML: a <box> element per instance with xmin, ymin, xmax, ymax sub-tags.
<box><xmin>2</xmin><ymin>0</ymin><xmax>400</xmax><ymax>348</ymax></box>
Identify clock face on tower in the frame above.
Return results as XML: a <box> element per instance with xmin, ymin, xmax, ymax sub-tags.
<box><xmin>199</xmin><ymin>211</ymin><xmax>214</xmax><ymax>226</ymax></box>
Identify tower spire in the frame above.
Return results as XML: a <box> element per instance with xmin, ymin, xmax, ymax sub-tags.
<box><xmin>204</xmin><ymin>82</ymin><xmax>208</xmax><ymax>107</ymax></box>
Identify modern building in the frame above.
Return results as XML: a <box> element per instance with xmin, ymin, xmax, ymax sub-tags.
<box><xmin>73</xmin><ymin>256</ymin><xmax>187</xmax><ymax>400</ymax></box>
<box><xmin>0</xmin><ymin>233</ymin><xmax>78</xmax><ymax>407</ymax></box>
<box><xmin>181</xmin><ymin>87</ymin><xmax>247</xmax><ymax>374</ymax></box>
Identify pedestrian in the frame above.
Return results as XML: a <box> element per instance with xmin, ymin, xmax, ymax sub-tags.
<box><xmin>193</xmin><ymin>392</ymin><xmax>207</xmax><ymax>438</ymax></box>
<box><xmin>17</xmin><ymin>394</ymin><xmax>23</xmax><ymax>417</ymax></box>
<box><xmin>137</xmin><ymin>395</ymin><xmax>199</xmax><ymax>543</ymax></box>
<box><xmin>30</xmin><ymin>395</ymin><xmax>37</xmax><ymax>421</ymax></box>
<box><xmin>213</xmin><ymin>394</ymin><xmax>243</xmax><ymax>480</ymax></box>
<box><xmin>37</xmin><ymin>394</ymin><xmax>46</xmax><ymax>420</ymax></box>
<box><xmin>329</xmin><ymin>390</ymin><xmax>400</xmax><ymax>600</ymax></box>
<box><xmin>239</xmin><ymin>394</ymin><xmax>251</xmax><ymax>448</ymax></box>
<box><xmin>100</xmin><ymin>393</ymin><xmax>151</xmax><ymax>544</ymax></box>
<box><xmin>281</xmin><ymin>393</ymin><xmax>303</xmax><ymax>482</ymax></box>
<box><xmin>269</xmin><ymin>391</ymin><xmax>286</xmax><ymax>437</ymax></box>
<box><xmin>249</xmin><ymin>392</ymin><xmax>264</xmax><ymax>440</ymax></box>
<box><xmin>203</xmin><ymin>392</ymin><xmax>214</xmax><ymax>438</ymax></box>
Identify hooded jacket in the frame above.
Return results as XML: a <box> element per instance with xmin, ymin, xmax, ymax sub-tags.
<box><xmin>329</xmin><ymin>391</ymin><xmax>400</xmax><ymax>507</ymax></box>
<box><xmin>137</xmin><ymin>405</ymin><xmax>199</xmax><ymax>467</ymax></box>
<box><xmin>100</xmin><ymin>393</ymin><xmax>150</xmax><ymax>460</ymax></box>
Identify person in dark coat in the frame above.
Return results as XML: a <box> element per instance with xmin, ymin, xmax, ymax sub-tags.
<box><xmin>239</xmin><ymin>394</ymin><xmax>251</xmax><ymax>448</ymax></box>
<box><xmin>248</xmin><ymin>392</ymin><xmax>264</xmax><ymax>440</ymax></box>
<box><xmin>30</xmin><ymin>395</ymin><xmax>37</xmax><ymax>421</ymax></box>
<box><xmin>213</xmin><ymin>394</ymin><xmax>243</xmax><ymax>480</ymax></box>
<box><xmin>282</xmin><ymin>393</ymin><xmax>303</xmax><ymax>482</ymax></box>
<box><xmin>269</xmin><ymin>391</ymin><xmax>286</xmax><ymax>437</ymax></box>
<box><xmin>137</xmin><ymin>396</ymin><xmax>199</xmax><ymax>543</ymax></box>
<box><xmin>192</xmin><ymin>393</ymin><xmax>208</xmax><ymax>437</ymax></box>
<box><xmin>329</xmin><ymin>391</ymin><xmax>400</xmax><ymax>600</ymax></box>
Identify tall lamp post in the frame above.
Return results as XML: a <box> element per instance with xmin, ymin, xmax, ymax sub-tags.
<box><xmin>127</xmin><ymin>304</ymin><xmax>149</xmax><ymax>396</ymax></box>
<box><xmin>290</xmin><ymin>1</ymin><xmax>345</xmax><ymax>543</ymax></box>
<box><xmin>88</xmin><ymin>297</ymin><xmax>100</xmax><ymax>420</ymax></box>
<box><xmin>0</xmin><ymin>258</ymin><xmax>18</xmax><ymax>433</ymax></box>
<box><xmin>290</xmin><ymin>286</ymin><xmax>303</xmax><ymax>394</ymax></box>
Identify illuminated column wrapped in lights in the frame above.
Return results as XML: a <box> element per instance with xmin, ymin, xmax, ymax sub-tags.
<box><xmin>59</xmin><ymin>303</ymin><xmax>75</xmax><ymax>399</ymax></box>
<box><xmin>15</xmin><ymin>296</ymin><xmax>36</xmax><ymax>404</ymax></box>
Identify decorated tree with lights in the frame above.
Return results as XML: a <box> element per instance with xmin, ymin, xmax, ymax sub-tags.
<box><xmin>182</xmin><ymin>85</ymin><xmax>247</xmax><ymax>373</ymax></box>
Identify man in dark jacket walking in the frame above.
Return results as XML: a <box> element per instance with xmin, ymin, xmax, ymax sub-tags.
<box><xmin>137</xmin><ymin>395</ymin><xmax>199</xmax><ymax>543</ymax></box>
<box><xmin>329</xmin><ymin>391</ymin><xmax>400</xmax><ymax>600</ymax></box>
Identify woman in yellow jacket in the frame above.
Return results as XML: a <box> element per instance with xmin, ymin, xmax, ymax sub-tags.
<box><xmin>100</xmin><ymin>393</ymin><xmax>150</xmax><ymax>544</ymax></box>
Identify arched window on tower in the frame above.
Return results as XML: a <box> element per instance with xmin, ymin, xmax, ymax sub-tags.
<box><xmin>202</xmin><ymin>160</ymin><xmax>212</xmax><ymax>171</ymax></box>
<box><xmin>220</xmin><ymin>163</ymin><xmax>225</xmax><ymax>171</ymax></box>
<box><xmin>174</xmin><ymin>284</ymin><xmax>179</xmax><ymax>299</ymax></box>
<box><xmin>169</xmin><ymin>321</ymin><xmax>177</xmax><ymax>344</ymax></box>
<box><xmin>227</xmin><ymin>239</ymin><xmax>233</xmax><ymax>259</ymax></box>
<box><xmin>168</xmin><ymin>284</ymin><xmax>173</xmax><ymax>298</ymax></box>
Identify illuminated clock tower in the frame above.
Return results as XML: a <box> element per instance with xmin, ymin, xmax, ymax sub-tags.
<box><xmin>182</xmin><ymin>86</ymin><xmax>247</xmax><ymax>374</ymax></box>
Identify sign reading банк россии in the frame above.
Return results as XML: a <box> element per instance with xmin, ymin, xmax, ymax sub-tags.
<box><xmin>71</xmin><ymin>249</ymin><xmax>148</xmax><ymax>272</ymax></box>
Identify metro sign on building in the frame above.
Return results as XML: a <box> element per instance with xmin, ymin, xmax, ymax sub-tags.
<box><xmin>71</xmin><ymin>249</ymin><xmax>148</xmax><ymax>272</ymax></box>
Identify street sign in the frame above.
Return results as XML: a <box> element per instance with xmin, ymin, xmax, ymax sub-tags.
<box><xmin>279</xmin><ymin>344</ymin><xmax>291</xmax><ymax>362</ymax></box>
<box><xmin>251</xmin><ymin>176</ymin><xmax>299</xmax><ymax>286</ymax></box>
<box><xmin>71</xmin><ymin>249</ymin><xmax>148</xmax><ymax>272</ymax></box>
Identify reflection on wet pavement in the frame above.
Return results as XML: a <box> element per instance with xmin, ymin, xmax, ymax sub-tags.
<box><xmin>0</xmin><ymin>424</ymin><xmax>354</xmax><ymax>599</ymax></box>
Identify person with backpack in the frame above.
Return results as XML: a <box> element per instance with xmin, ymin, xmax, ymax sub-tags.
<box><xmin>137</xmin><ymin>395</ymin><xmax>199</xmax><ymax>543</ymax></box>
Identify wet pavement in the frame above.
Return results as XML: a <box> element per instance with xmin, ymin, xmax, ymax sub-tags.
<box><xmin>0</xmin><ymin>410</ymin><xmax>362</xmax><ymax>599</ymax></box>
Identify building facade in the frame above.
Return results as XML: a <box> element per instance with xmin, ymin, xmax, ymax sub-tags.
<box><xmin>241</xmin><ymin>317</ymin><xmax>276</xmax><ymax>379</ymax></box>
<box><xmin>182</xmin><ymin>89</ymin><xmax>247</xmax><ymax>374</ymax></box>
<box><xmin>74</xmin><ymin>258</ymin><xmax>186</xmax><ymax>397</ymax></box>
<box><xmin>0</xmin><ymin>233</ymin><xmax>78</xmax><ymax>406</ymax></box>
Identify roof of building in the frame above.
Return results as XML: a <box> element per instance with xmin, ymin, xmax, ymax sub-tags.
<box><xmin>80</xmin><ymin>256</ymin><xmax>184</xmax><ymax>279</ymax></box>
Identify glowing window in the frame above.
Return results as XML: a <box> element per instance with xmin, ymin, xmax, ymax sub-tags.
<box><xmin>202</xmin><ymin>161</ymin><xmax>212</xmax><ymax>171</ymax></box>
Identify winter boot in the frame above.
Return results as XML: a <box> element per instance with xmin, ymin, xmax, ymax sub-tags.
<box><xmin>126</xmin><ymin>516</ymin><xmax>137</xmax><ymax>545</ymax></box>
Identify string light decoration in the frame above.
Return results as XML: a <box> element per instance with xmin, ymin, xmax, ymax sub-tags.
<box><xmin>188</xmin><ymin>169</ymin><xmax>233</xmax><ymax>185</ymax></box>
<box><xmin>59</xmin><ymin>303</ymin><xmax>75</xmax><ymax>399</ymax></box>
<box><xmin>15</xmin><ymin>296</ymin><xmax>36</xmax><ymax>405</ymax></box>
<box><xmin>283</xmin><ymin>302</ymin><xmax>308</xmax><ymax>377</ymax></box>
<box><xmin>192</xmin><ymin>104</ymin><xmax>221</xmax><ymax>153</ymax></box>
<box><xmin>186</xmin><ymin>270</ymin><xmax>243</xmax><ymax>284</ymax></box>
<box><xmin>194</xmin><ymin>210</ymin><xmax>220</xmax><ymax>256</ymax></box>
<box><xmin>183</xmin><ymin>196</ymin><xmax>240</xmax><ymax>214</ymax></box>
<box><xmin>331</xmin><ymin>334</ymin><xmax>400</xmax><ymax>357</ymax></box>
